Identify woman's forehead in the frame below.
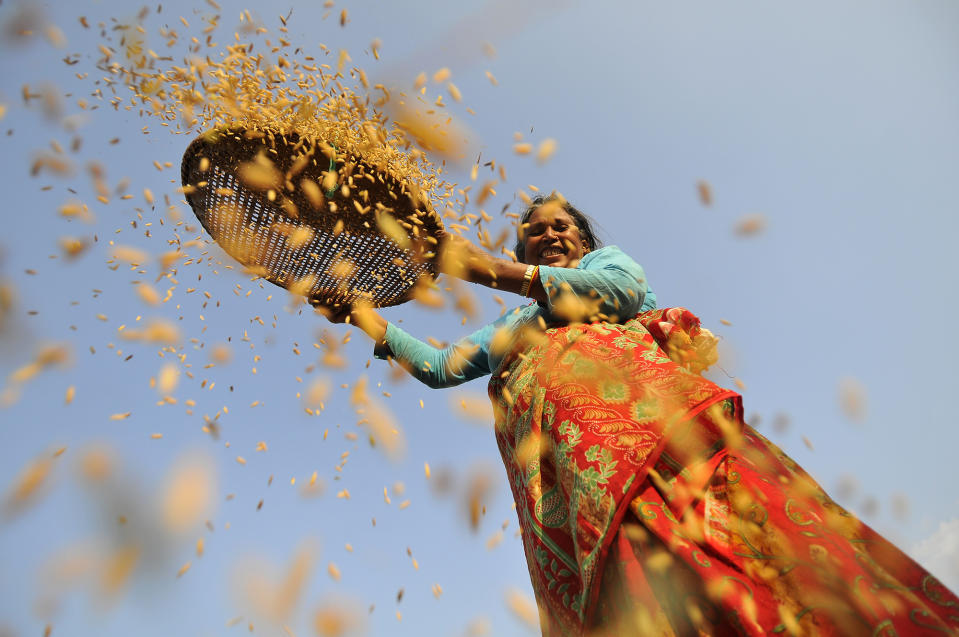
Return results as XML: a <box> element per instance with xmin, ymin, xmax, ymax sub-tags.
<box><xmin>528</xmin><ymin>203</ymin><xmax>574</xmax><ymax>225</ymax></box>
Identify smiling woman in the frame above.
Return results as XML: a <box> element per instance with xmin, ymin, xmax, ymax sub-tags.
<box><xmin>515</xmin><ymin>196</ymin><xmax>601</xmax><ymax>268</ymax></box>
<box><xmin>315</xmin><ymin>192</ymin><xmax>959</xmax><ymax>635</ymax></box>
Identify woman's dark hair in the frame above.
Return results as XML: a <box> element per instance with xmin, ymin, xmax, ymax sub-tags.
<box><xmin>513</xmin><ymin>194</ymin><xmax>602</xmax><ymax>263</ymax></box>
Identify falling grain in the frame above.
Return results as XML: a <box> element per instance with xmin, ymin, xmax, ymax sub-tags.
<box><xmin>327</xmin><ymin>562</ymin><xmax>341</xmax><ymax>581</ymax></box>
<box><xmin>505</xmin><ymin>588</ymin><xmax>540</xmax><ymax>630</ymax></box>
<box><xmin>3</xmin><ymin>455</ymin><xmax>54</xmax><ymax>518</ymax></box>
<box><xmin>838</xmin><ymin>377</ymin><xmax>867</xmax><ymax>423</ymax></box>
<box><xmin>696</xmin><ymin>180</ymin><xmax>713</xmax><ymax>206</ymax></box>
<box><xmin>535</xmin><ymin>139</ymin><xmax>557</xmax><ymax>164</ymax></box>
<box><xmin>734</xmin><ymin>214</ymin><xmax>766</xmax><ymax>236</ymax></box>
<box><xmin>447</xmin><ymin>82</ymin><xmax>462</xmax><ymax>102</ymax></box>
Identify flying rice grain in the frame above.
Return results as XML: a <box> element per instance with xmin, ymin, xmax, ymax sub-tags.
<box><xmin>505</xmin><ymin>589</ymin><xmax>539</xmax><ymax>630</ymax></box>
<box><xmin>327</xmin><ymin>562</ymin><xmax>341</xmax><ymax>581</ymax></box>
<box><xmin>111</xmin><ymin>245</ymin><xmax>148</xmax><ymax>264</ymax></box>
<box><xmin>300</xmin><ymin>178</ymin><xmax>324</xmax><ymax>210</ymax></box>
<box><xmin>697</xmin><ymin>180</ymin><xmax>713</xmax><ymax>206</ymax></box>
<box><xmin>238</xmin><ymin>154</ymin><xmax>281</xmax><ymax>190</ymax></box>
<box><xmin>536</xmin><ymin>138</ymin><xmax>557</xmax><ymax>164</ymax></box>
<box><xmin>447</xmin><ymin>83</ymin><xmax>462</xmax><ymax>102</ymax></box>
<box><xmin>376</xmin><ymin>213</ymin><xmax>411</xmax><ymax>250</ymax></box>
<box><xmin>162</xmin><ymin>455</ymin><xmax>214</xmax><ymax>533</ymax></box>
<box><xmin>3</xmin><ymin>456</ymin><xmax>54</xmax><ymax>517</ymax></box>
<box><xmin>59</xmin><ymin>236</ymin><xmax>88</xmax><ymax>258</ymax></box>
<box><xmin>136</xmin><ymin>283</ymin><xmax>160</xmax><ymax>305</ymax></box>
<box><xmin>734</xmin><ymin>214</ymin><xmax>766</xmax><ymax>236</ymax></box>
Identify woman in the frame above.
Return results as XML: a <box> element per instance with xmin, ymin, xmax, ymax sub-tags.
<box><xmin>320</xmin><ymin>195</ymin><xmax>959</xmax><ymax>635</ymax></box>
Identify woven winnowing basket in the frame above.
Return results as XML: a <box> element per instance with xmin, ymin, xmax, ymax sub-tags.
<box><xmin>180</xmin><ymin>127</ymin><xmax>442</xmax><ymax>308</ymax></box>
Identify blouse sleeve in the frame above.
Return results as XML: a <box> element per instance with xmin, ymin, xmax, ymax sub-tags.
<box><xmin>373</xmin><ymin>319</ymin><xmax>502</xmax><ymax>389</ymax></box>
<box><xmin>537</xmin><ymin>245</ymin><xmax>653</xmax><ymax>320</ymax></box>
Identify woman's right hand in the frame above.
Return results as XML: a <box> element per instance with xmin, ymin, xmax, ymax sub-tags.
<box><xmin>310</xmin><ymin>300</ymin><xmax>352</xmax><ymax>324</ymax></box>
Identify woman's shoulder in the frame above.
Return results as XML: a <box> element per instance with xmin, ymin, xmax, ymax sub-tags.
<box><xmin>580</xmin><ymin>245</ymin><xmax>636</xmax><ymax>267</ymax></box>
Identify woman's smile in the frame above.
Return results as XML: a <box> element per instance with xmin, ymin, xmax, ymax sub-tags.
<box><xmin>524</xmin><ymin>204</ymin><xmax>586</xmax><ymax>268</ymax></box>
<box><xmin>538</xmin><ymin>244</ymin><xmax>566</xmax><ymax>261</ymax></box>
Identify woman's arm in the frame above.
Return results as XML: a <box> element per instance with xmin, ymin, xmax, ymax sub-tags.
<box><xmin>440</xmin><ymin>233</ymin><xmax>551</xmax><ymax>303</ymax></box>
<box><xmin>313</xmin><ymin>236</ymin><xmax>651</xmax><ymax>385</ymax></box>
<box><xmin>315</xmin><ymin>303</ymin><xmax>501</xmax><ymax>389</ymax></box>
<box><xmin>373</xmin><ymin>321</ymin><xmax>497</xmax><ymax>389</ymax></box>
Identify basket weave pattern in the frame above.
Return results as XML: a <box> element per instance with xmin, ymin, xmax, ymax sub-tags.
<box><xmin>181</xmin><ymin>128</ymin><xmax>441</xmax><ymax>308</ymax></box>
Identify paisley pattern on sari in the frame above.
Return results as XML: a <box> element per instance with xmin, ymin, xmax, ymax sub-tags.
<box><xmin>487</xmin><ymin>308</ymin><xmax>739</xmax><ymax>631</ymax></box>
<box><xmin>488</xmin><ymin>308</ymin><xmax>959</xmax><ymax>636</ymax></box>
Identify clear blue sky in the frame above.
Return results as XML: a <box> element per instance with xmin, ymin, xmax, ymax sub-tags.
<box><xmin>1</xmin><ymin>1</ymin><xmax>958</xmax><ymax>636</ymax></box>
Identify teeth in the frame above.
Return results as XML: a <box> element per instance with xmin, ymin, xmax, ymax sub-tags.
<box><xmin>540</xmin><ymin>247</ymin><xmax>563</xmax><ymax>257</ymax></box>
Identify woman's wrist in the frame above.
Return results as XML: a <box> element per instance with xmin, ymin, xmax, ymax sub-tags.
<box><xmin>350</xmin><ymin>307</ymin><xmax>388</xmax><ymax>343</ymax></box>
<box><xmin>519</xmin><ymin>265</ymin><xmax>539</xmax><ymax>297</ymax></box>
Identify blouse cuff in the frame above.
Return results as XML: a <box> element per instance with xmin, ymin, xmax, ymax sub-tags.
<box><xmin>373</xmin><ymin>322</ymin><xmax>396</xmax><ymax>360</ymax></box>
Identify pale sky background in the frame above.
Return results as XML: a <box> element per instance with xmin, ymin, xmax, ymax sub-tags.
<box><xmin>1</xmin><ymin>1</ymin><xmax>958</xmax><ymax>636</ymax></box>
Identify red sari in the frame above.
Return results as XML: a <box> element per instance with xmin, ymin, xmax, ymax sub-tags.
<box><xmin>488</xmin><ymin>308</ymin><xmax>959</xmax><ymax>636</ymax></box>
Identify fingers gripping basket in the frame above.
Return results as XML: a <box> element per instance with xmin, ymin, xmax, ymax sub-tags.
<box><xmin>180</xmin><ymin>127</ymin><xmax>443</xmax><ymax>308</ymax></box>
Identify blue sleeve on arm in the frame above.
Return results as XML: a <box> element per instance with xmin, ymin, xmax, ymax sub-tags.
<box><xmin>537</xmin><ymin>246</ymin><xmax>651</xmax><ymax>320</ymax></box>
<box><xmin>374</xmin><ymin>321</ymin><xmax>495</xmax><ymax>389</ymax></box>
<box><xmin>641</xmin><ymin>287</ymin><xmax>657</xmax><ymax>311</ymax></box>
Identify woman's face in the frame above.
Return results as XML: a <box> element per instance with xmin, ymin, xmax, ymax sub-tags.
<box><xmin>523</xmin><ymin>203</ymin><xmax>588</xmax><ymax>268</ymax></box>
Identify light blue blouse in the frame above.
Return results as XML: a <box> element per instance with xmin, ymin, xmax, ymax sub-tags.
<box><xmin>374</xmin><ymin>245</ymin><xmax>657</xmax><ymax>388</ymax></box>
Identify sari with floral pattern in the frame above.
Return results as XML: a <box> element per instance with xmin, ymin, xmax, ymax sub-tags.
<box><xmin>488</xmin><ymin>308</ymin><xmax>959</xmax><ymax>636</ymax></box>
